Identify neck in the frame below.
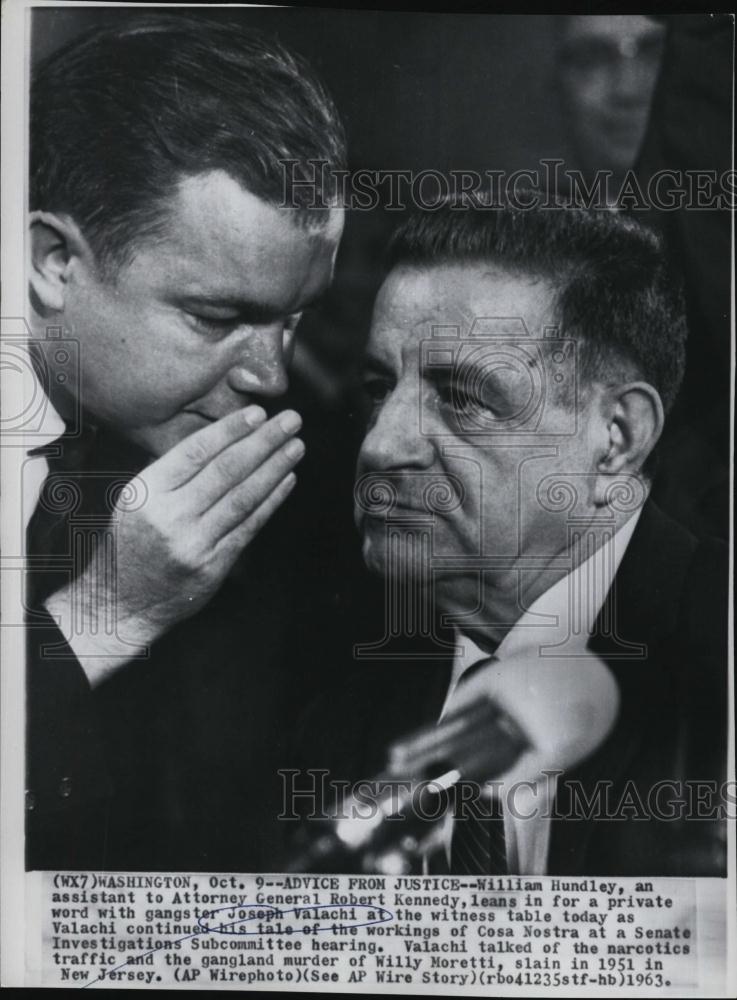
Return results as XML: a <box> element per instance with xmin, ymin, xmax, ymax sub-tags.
<box><xmin>441</xmin><ymin>510</ymin><xmax>637</xmax><ymax>649</ymax></box>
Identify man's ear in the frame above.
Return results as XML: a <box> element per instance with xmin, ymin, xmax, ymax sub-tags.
<box><xmin>28</xmin><ymin>211</ymin><xmax>91</xmax><ymax>315</ymax></box>
<box><xmin>594</xmin><ymin>382</ymin><xmax>664</xmax><ymax>500</ymax></box>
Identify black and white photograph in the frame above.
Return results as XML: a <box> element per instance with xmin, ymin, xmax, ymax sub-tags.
<box><xmin>1</xmin><ymin>2</ymin><xmax>734</xmax><ymax>993</ymax></box>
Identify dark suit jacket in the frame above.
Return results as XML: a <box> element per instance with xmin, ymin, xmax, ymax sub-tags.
<box><xmin>292</xmin><ymin>502</ymin><xmax>728</xmax><ymax>876</ymax></box>
<box><xmin>27</xmin><ymin>525</ymin><xmax>310</xmax><ymax>872</ymax></box>
<box><xmin>25</xmin><ymin>410</ymin><xmax>361</xmax><ymax>873</ymax></box>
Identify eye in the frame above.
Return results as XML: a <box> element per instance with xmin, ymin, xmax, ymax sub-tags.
<box><xmin>435</xmin><ymin>381</ymin><xmax>488</xmax><ymax>414</ymax></box>
<box><xmin>186</xmin><ymin>311</ymin><xmax>240</xmax><ymax>335</ymax></box>
<box><xmin>362</xmin><ymin>377</ymin><xmax>392</xmax><ymax>405</ymax></box>
<box><xmin>433</xmin><ymin>381</ymin><xmax>502</xmax><ymax>431</ymax></box>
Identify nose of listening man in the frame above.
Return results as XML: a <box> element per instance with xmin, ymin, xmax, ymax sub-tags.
<box><xmin>359</xmin><ymin>383</ymin><xmax>436</xmax><ymax>473</ymax></box>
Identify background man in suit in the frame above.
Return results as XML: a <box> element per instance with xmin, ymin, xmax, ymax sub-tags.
<box><xmin>295</xmin><ymin>198</ymin><xmax>727</xmax><ymax>877</ymax></box>
<box><xmin>25</xmin><ymin>15</ymin><xmax>345</xmax><ymax>870</ymax></box>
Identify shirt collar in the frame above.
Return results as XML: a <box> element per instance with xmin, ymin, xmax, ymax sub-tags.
<box><xmin>18</xmin><ymin>342</ymin><xmax>66</xmax><ymax>454</ymax></box>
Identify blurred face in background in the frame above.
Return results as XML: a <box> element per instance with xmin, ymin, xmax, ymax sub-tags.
<box><xmin>557</xmin><ymin>15</ymin><xmax>666</xmax><ymax>178</ymax></box>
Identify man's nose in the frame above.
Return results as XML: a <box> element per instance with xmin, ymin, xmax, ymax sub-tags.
<box><xmin>227</xmin><ymin>324</ymin><xmax>289</xmax><ymax>399</ymax></box>
<box><xmin>358</xmin><ymin>385</ymin><xmax>435</xmax><ymax>473</ymax></box>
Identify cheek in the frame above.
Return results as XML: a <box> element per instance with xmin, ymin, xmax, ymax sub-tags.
<box><xmin>428</xmin><ymin>463</ymin><xmax>484</xmax><ymax>553</ymax></box>
<box><xmin>122</xmin><ymin>317</ymin><xmax>223</xmax><ymax>405</ymax></box>
<box><xmin>71</xmin><ymin>296</ymin><xmax>150</xmax><ymax>383</ymax></box>
<box><xmin>85</xmin><ymin>326</ymin><xmax>218</xmax><ymax>416</ymax></box>
<box><xmin>446</xmin><ymin>452</ymin><xmax>514</xmax><ymax>513</ymax></box>
<box><xmin>455</xmin><ymin>455</ymin><xmax>529</xmax><ymax>550</ymax></box>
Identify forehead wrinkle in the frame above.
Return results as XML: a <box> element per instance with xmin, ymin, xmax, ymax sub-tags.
<box><xmin>431</xmin><ymin>265</ymin><xmax>558</xmax><ymax>334</ymax></box>
<box><xmin>374</xmin><ymin>265</ymin><xmax>559</xmax><ymax>363</ymax></box>
<box><xmin>411</xmin><ymin>313</ymin><xmax>445</xmax><ymax>334</ymax></box>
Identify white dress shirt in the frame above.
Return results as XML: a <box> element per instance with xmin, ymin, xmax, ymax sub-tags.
<box><xmin>438</xmin><ymin>510</ymin><xmax>641</xmax><ymax>874</ymax></box>
<box><xmin>4</xmin><ymin>343</ymin><xmax>67</xmax><ymax>554</ymax></box>
<box><xmin>18</xmin><ymin>346</ymin><xmax>66</xmax><ymax>534</ymax></box>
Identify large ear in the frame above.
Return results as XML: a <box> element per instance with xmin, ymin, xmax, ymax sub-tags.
<box><xmin>28</xmin><ymin>211</ymin><xmax>91</xmax><ymax>315</ymax></box>
<box><xmin>594</xmin><ymin>381</ymin><xmax>664</xmax><ymax>500</ymax></box>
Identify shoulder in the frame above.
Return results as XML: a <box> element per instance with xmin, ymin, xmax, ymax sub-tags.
<box><xmin>643</xmin><ymin>502</ymin><xmax>728</xmax><ymax>632</ymax></box>
<box><xmin>595</xmin><ymin>501</ymin><xmax>728</xmax><ymax>671</ymax></box>
<box><xmin>617</xmin><ymin>501</ymin><xmax>728</xmax><ymax>699</ymax></box>
<box><xmin>621</xmin><ymin>501</ymin><xmax>727</xmax><ymax>614</ymax></box>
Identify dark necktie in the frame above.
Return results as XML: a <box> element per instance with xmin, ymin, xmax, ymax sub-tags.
<box><xmin>26</xmin><ymin>424</ymin><xmax>145</xmax><ymax>607</ymax></box>
<box><xmin>449</xmin><ymin>655</ymin><xmax>508</xmax><ymax>875</ymax></box>
<box><xmin>26</xmin><ymin>427</ymin><xmax>99</xmax><ymax>607</ymax></box>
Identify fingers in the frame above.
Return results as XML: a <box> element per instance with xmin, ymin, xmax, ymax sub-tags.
<box><xmin>214</xmin><ymin>469</ymin><xmax>298</xmax><ymax>559</ymax></box>
<box><xmin>148</xmin><ymin>406</ymin><xmax>269</xmax><ymax>490</ymax></box>
<box><xmin>184</xmin><ymin>409</ymin><xmax>303</xmax><ymax>514</ymax></box>
<box><xmin>203</xmin><ymin>430</ymin><xmax>305</xmax><ymax>540</ymax></box>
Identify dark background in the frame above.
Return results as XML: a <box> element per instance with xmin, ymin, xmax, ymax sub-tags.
<box><xmin>32</xmin><ymin>8</ymin><xmax>571</xmax><ymax>173</ymax></box>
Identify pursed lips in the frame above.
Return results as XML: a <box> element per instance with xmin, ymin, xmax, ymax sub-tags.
<box><xmin>358</xmin><ymin>500</ymin><xmax>442</xmax><ymax>519</ymax></box>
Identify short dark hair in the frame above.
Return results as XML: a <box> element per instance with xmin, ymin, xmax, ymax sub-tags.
<box><xmin>31</xmin><ymin>14</ymin><xmax>346</xmax><ymax>273</ymax></box>
<box><xmin>385</xmin><ymin>196</ymin><xmax>687</xmax><ymax>417</ymax></box>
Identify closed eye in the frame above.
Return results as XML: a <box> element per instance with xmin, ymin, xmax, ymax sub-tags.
<box><xmin>185</xmin><ymin>311</ymin><xmax>241</xmax><ymax>335</ymax></box>
<box><xmin>186</xmin><ymin>309</ymin><xmax>306</xmax><ymax>337</ymax></box>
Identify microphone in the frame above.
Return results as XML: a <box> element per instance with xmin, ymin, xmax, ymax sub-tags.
<box><xmin>287</xmin><ymin>655</ymin><xmax>619</xmax><ymax>873</ymax></box>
